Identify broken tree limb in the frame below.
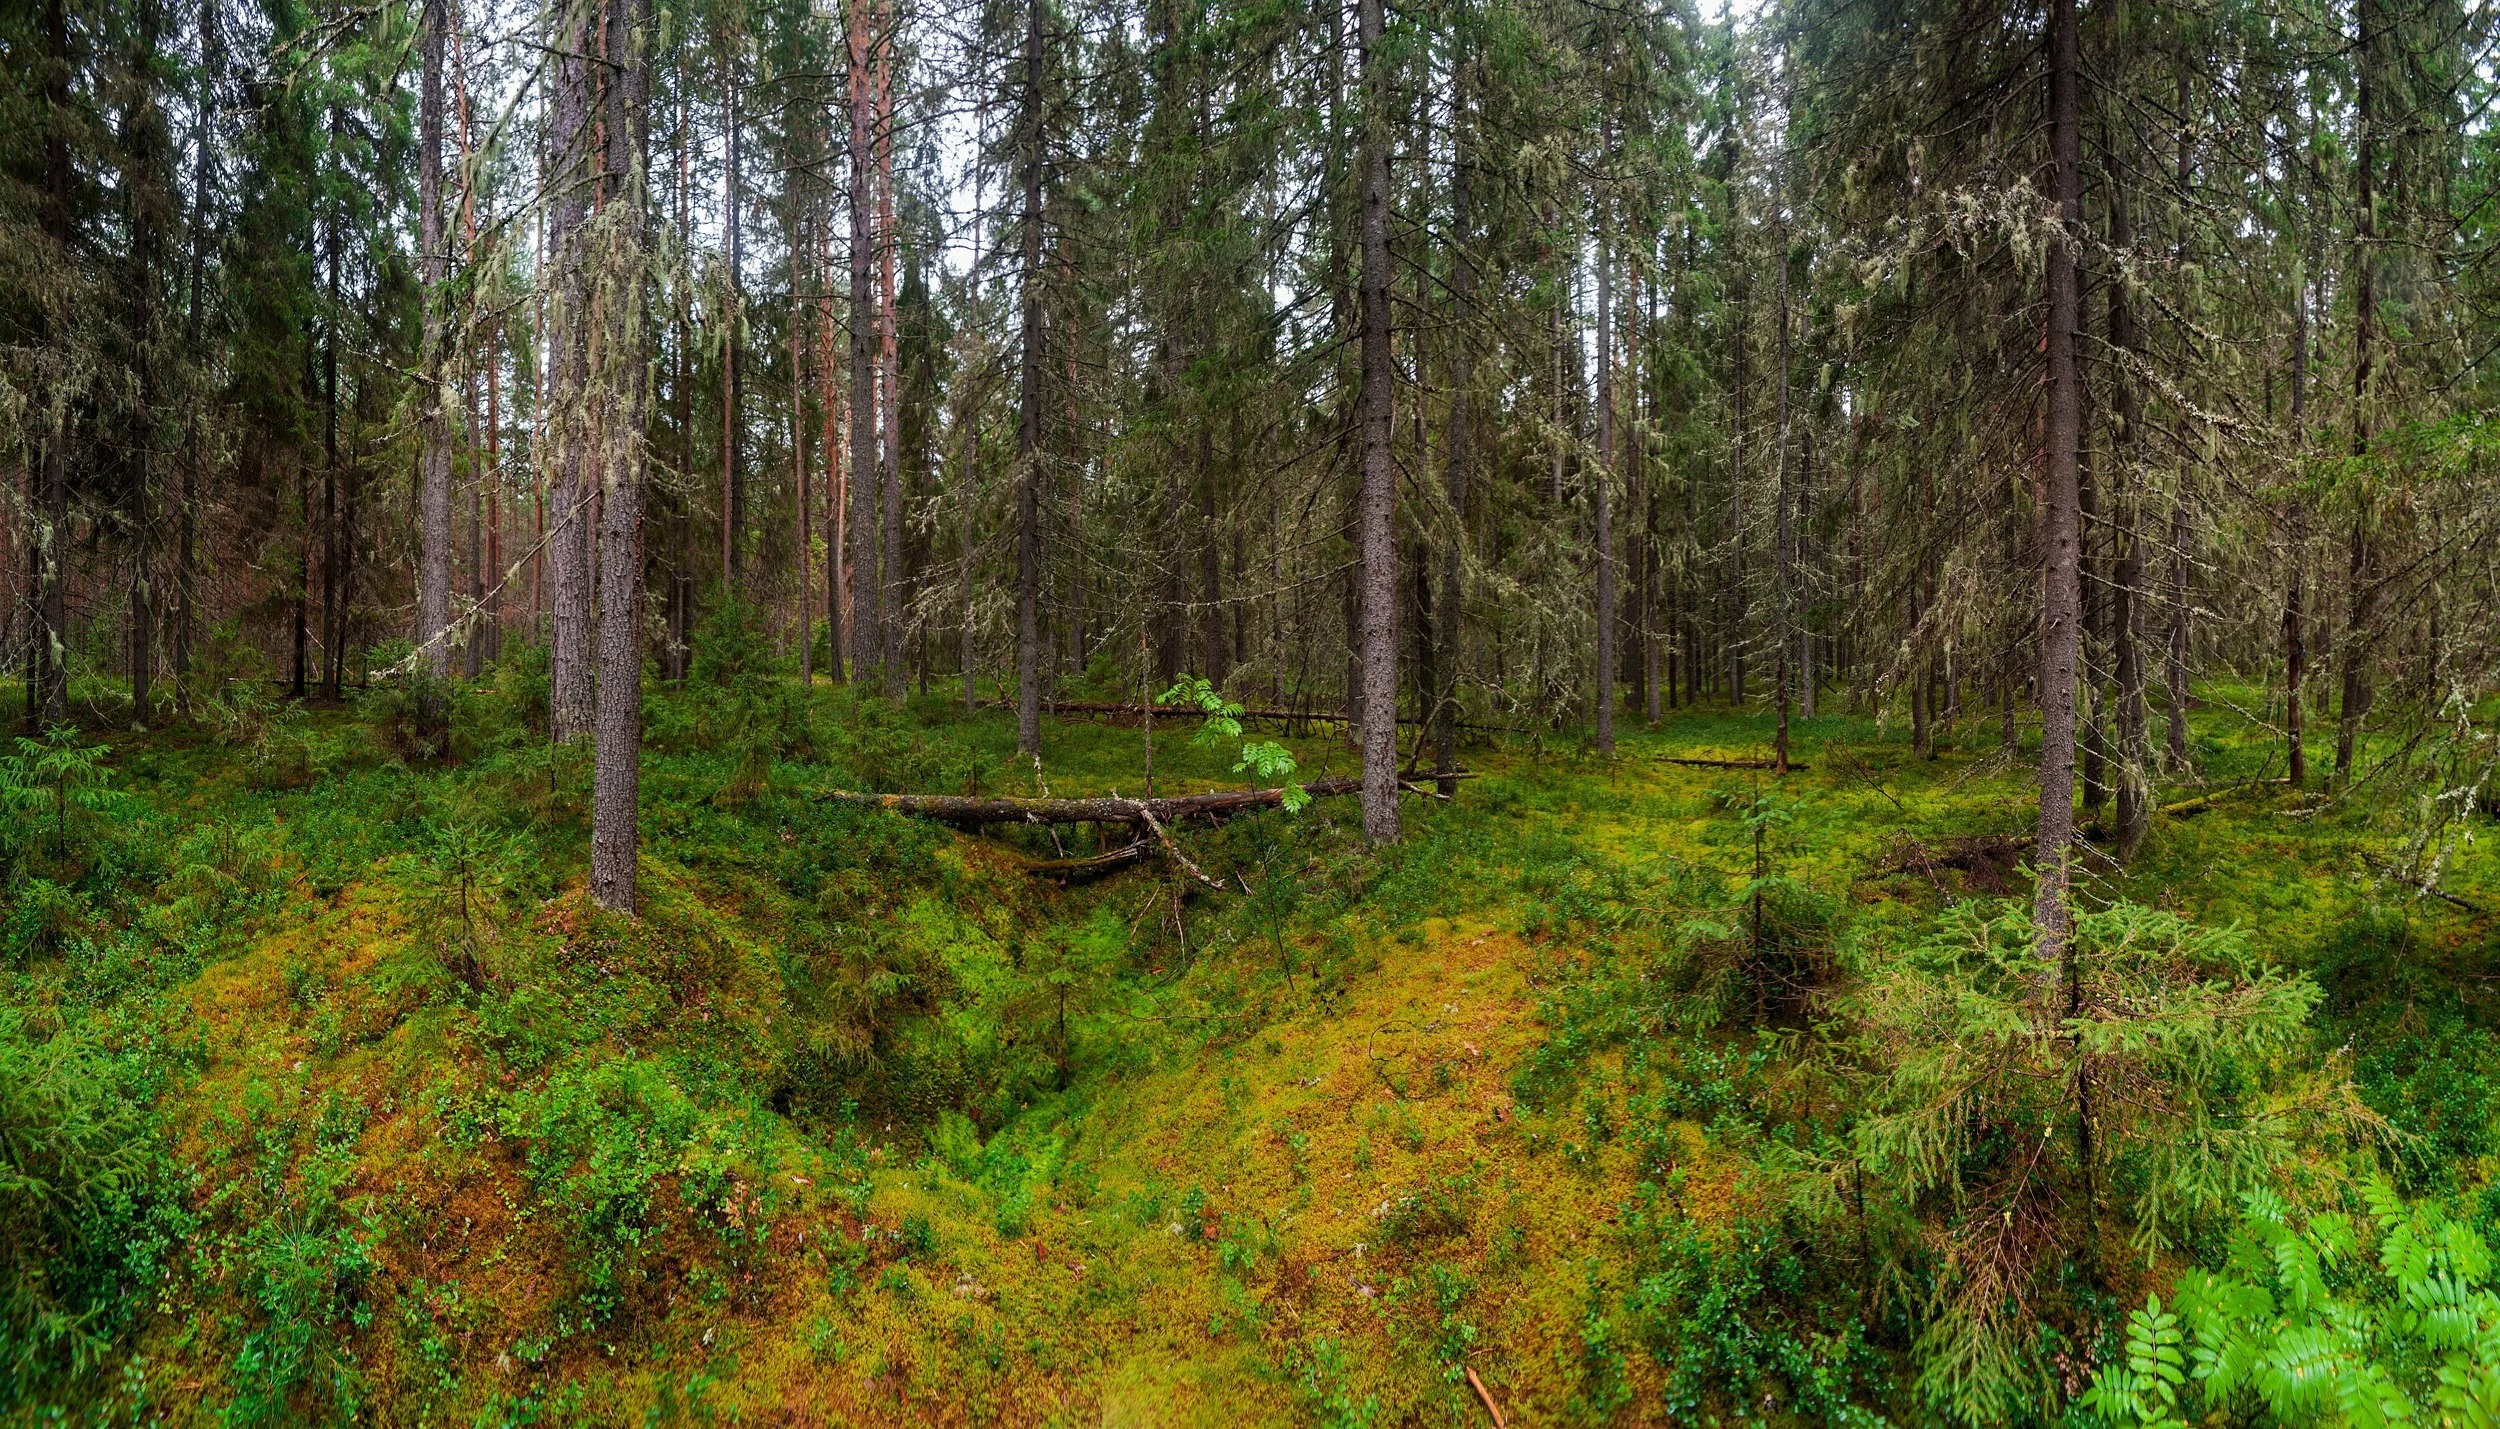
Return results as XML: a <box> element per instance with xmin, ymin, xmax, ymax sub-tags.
<box><xmin>996</xmin><ymin>841</ymin><xmax>1153</xmax><ymax>877</ymax></box>
<box><xmin>1465</xmin><ymin>1367</ymin><xmax>1508</xmax><ymax>1428</ymax></box>
<box><xmin>2360</xmin><ymin>853</ymin><xmax>2491</xmax><ymax>915</ymax></box>
<box><xmin>821</xmin><ymin>776</ymin><xmax>1365</xmax><ymax>828</ymax></box>
<box><xmin>1132</xmin><ymin>800</ymin><xmax>1230</xmax><ymax>891</ymax></box>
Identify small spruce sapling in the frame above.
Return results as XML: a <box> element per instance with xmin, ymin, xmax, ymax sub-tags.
<box><xmin>0</xmin><ymin>727</ymin><xmax>116</xmax><ymax>859</ymax></box>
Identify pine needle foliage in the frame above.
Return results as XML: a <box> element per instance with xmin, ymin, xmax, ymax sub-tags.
<box><xmin>1842</xmin><ymin>900</ymin><xmax>2326</xmax><ymax>1424</ymax></box>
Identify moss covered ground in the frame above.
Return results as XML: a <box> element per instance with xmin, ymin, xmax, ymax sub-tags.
<box><xmin>4</xmin><ymin>667</ymin><xmax>2494</xmax><ymax>1425</ymax></box>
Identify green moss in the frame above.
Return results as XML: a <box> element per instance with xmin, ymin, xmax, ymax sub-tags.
<box><xmin>1</xmin><ymin>676</ymin><xmax>2492</xmax><ymax>1422</ymax></box>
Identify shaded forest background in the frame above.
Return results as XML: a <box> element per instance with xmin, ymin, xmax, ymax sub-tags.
<box><xmin>14</xmin><ymin>0</ymin><xmax>2497</xmax><ymax>827</ymax></box>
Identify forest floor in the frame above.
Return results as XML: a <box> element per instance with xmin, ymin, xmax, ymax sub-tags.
<box><xmin>6</xmin><ymin>666</ymin><xmax>2495</xmax><ymax>1425</ymax></box>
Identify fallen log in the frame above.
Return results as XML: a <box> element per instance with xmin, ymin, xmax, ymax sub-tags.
<box><xmin>1655</xmin><ymin>755</ymin><xmax>1811</xmax><ymax>772</ymax></box>
<box><xmin>822</xmin><ymin>776</ymin><xmax>1365</xmax><ymax>827</ymax></box>
<box><xmin>987</xmin><ymin>698</ymin><xmax>1510</xmax><ymax>732</ymax></box>
<box><xmin>2160</xmin><ymin>776</ymin><xmax>2290</xmax><ymax>819</ymax></box>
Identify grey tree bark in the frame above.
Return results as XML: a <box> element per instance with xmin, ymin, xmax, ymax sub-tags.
<box><xmin>1594</xmin><ymin>159</ymin><xmax>1616</xmax><ymax>759</ymax></box>
<box><xmin>1013</xmin><ymin>0</ymin><xmax>1045</xmax><ymax>755</ymax></box>
<box><xmin>2164</xmin><ymin>501</ymin><xmax>2190</xmax><ymax>770</ymax></box>
<box><xmin>2033</xmin><ymin>0</ymin><xmax>2085</xmax><ymax>961</ymax></box>
<box><xmin>2110</xmin><ymin>157</ymin><xmax>2150</xmax><ymax>861</ymax></box>
<box><xmin>416</xmin><ymin>0</ymin><xmax>454</xmax><ymax>745</ymax></box>
<box><xmin>1354</xmin><ymin>0</ymin><xmax>1397</xmax><ymax>843</ymax></box>
<box><xmin>1772</xmin><ymin>207</ymin><xmax>1791</xmax><ymax>771</ymax></box>
<box><xmin>721</xmin><ymin>38</ymin><xmax>743</xmax><ymax>591</ymax></box>
<box><xmin>1434</xmin><ymin>60</ymin><xmax>1471</xmax><ymax>797</ymax></box>
<box><xmin>546</xmin><ymin>0</ymin><xmax>596</xmax><ymax>743</ymax></box>
<box><xmin>176</xmin><ymin>0</ymin><xmax>217</xmax><ymax>701</ymax></box>
<box><xmin>879</xmin><ymin>61</ymin><xmax>906</xmax><ymax>704</ymax></box>
<box><xmin>592</xmin><ymin>0</ymin><xmax>649</xmax><ymax>914</ymax></box>
<box><xmin>2338</xmin><ymin>0</ymin><xmax>2379</xmax><ymax>783</ymax></box>
<box><xmin>1727</xmin><ymin>284</ymin><xmax>1747</xmax><ymax>705</ymax></box>
<box><xmin>847</xmin><ymin>0</ymin><xmax>883</xmax><ymax>690</ymax></box>
<box><xmin>2286</xmin><ymin>257</ymin><xmax>2310</xmax><ymax>788</ymax></box>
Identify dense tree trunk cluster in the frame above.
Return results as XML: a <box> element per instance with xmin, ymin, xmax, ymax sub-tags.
<box><xmin>6</xmin><ymin>0</ymin><xmax>2499</xmax><ymax>909</ymax></box>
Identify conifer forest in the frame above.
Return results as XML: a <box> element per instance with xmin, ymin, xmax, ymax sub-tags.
<box><xmin>13</xmin><ymin>0</ymin><xmax>2500</xmax><ymax>1415</ymax></box>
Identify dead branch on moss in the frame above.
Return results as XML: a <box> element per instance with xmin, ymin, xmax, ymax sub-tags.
<box><xmin>1655</xmin><ymin>755</ymin><xmax>1811</xmax><ymax>772</ymax></box>
<box><xmin>994</xmin><ymin>841</ymin><xmax>1154</xmax><ymax>878</ymax></box>
<box><xmin>1870</xmin><ymin>832</ymin><xmax>2032</xmax><ymax>894</ymax></box>
<box><xmin>1465</xmin><ymin>1367</ymin><xmax>1508</xmax><ymax>1428</ymax></box>
<box><xmin>2159</xmin><ymin>777</ymin><xmax>2291</xmax><ymax>819</ymax></box>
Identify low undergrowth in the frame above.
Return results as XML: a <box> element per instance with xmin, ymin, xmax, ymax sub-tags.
<box><xmin>0</xmin><ymin>657</ymin><xmax>2492</xmax><ymax>1424</ymax></box>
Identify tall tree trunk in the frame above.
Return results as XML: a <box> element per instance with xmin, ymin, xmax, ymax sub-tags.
<box><xmin>593</xmin><ymin>0</ymin><xmax>648</xmax><ymax>914</ymax></box>
<box><xmin>2110</xmin><ymin>153</ymin><xmax>2149</xmax><ymax>860</ymax></box>
<box><xmin>1640</xmin><ymin>265</ymin><xmax>1662</xmax><ymax>724</ymax></box>
<box><xmin>720</xmin><ymin>39</ymin><xmax>743</xmax><ymax>592</ymax></box>
<box><xmin>125</xmin><ymin>0</ymin><xmax>166</xmax><ymax>727</ymax></box>
<box><xmin>321</xmin><ymin>126</ymin><xmax>342</xmax><ymax>700</ymax></box>
<box><xmin>1594</xmin><ymin>152</ymin><xmax>1617</xmax><ymax>759</ymax></box>
<box><xmin>415</xmin><ymin>0</ymin><xmax>454</xmax><ymax>745</ymax></box>
<box><xmin>1798</xmin><ymin>427</ymin><xmax>1815</xmax><ymax>721</ymax></box>
<box><xmin>532</xmin><ymin>131</ymin><xmax>548</xmax><ymax>647</ymax></box>
<box><xmin>1772</xmin><ymin>208</ymin><xmax>1793</xmax><ymax>772</ymax></box>
<box><xmin>958</xmin><ymin>153</ymin><xmax>980</xmax><ymax>713</ymax></box>
<box><xmin>794</xmin><ymin>190</ymin><xmax>813</xmax><ymax>687</ymax></box>
<box><xmin>877</xmin><ymin>32</ymin><xmax>904</xmax><ymax>702</ymax></box>
<box><xmin>546</xmin><ymin>0</ymin><xmax>596</xmax><ymax>742</ymax></box>
<box><xmin>1198</xmin><ymin>425</ymin><xmax>1226</xmax><ymax>686</ymax></box>
<box><xmin>819</xmin><ymin>220</ymin><xmax>845</xmax><ymax>684</ymax></box>
<box><xmin>177</xmin><ymin>0</ymin><xmax>217</xmax><ymax>704</ymax></box>
<box><xmin>293</xmin><ymin>437</ymin><xmax>310</xmax><ymax>698</ymax></box>
<box><xmin>671</xmin><ymin>71</ymin><xmax>691</xmax><ymax>681</ymax></box>
<box><xmin>1727</xmin><ymin>289</ymin><xmax>1747</xmax><ymax>705</ymax></box>
<box><xmin>30</xmin><ymin>0</ymin><xmax>71</xmax><ymax>729</ymax></box>
<box><xmin>2113</xmin><ymin>523</ymin><xmax>2147</xmax><ymax>858</ymax></box>
<box><xmin>1354</xmin><ymin>0</ymin><xmax>1397</xmax><ymax>843</ymax></box>
<box><xmin>464</xmin><ymin>369</ymin><xmax>483</xmax><ymax>680</ymax></box>
<box><xmin>2286</xmin><ymin>257</ymin><xmax>2309</xmax><ymax>789</ymax></box>
<box><xmin>457</xmin><ymin>43</ymin><xmax>482</xmax><ymax>684</ymax></box>
<box><xmin>2161</xmin><ymin>72</ymin><xmax>2193</xmax><ymax>775</ymax></box>
<box><xmin>1013</xmin><ymin>0</ymin><xmax>1045</xmax><ymax>755</ymax></box>
<box><xmin>2338</xmin><ymin>0</ymin><xmax>2377</xmax><ymax>783</ymax></box>
<box><xmin>1435</xmin><ymin>60</ymin><xmax>1471</xmax><ymax>796</ymax></box>
<box><xmin>848</xmin><ymin>0</ymin><xmax>883</xmax><ymax>689</ymax></box>
<box><xmin>2034</xmin><ymin>0</ymin><xmax>2085</xmax><ymax>961</ymax></box>
<box><xmin>2078</xmin><ymin>443</ymin><xmax>2104</xmax><ymax>812</ymax></box>
<box><xmin>486</xmin><ymin>319</ymin><xmax>501</xmax><ymax>665</ymax></box>
<box><xmin>2164</xmin><ymin>498</ymin><xmax>2190</xmax><ymax>769</ymax></box>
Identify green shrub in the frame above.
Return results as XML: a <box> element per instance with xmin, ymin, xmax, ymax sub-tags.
<box><xmin>2084</xmin><ymin>1183</ymin><xmax>2500</xmax><ymax>1428</ymax></box>
<box><xmin>0</xmin><ymin>727</ymin><xmax>121</xmax><ymax>872</ymax></box>
<box><xmin>501</xmin><ymin>1057</ymin><xmax>702</xmax><ymax>1319</ymax></box>
<box><xmin>683</xmin><ymin>598</ymin><xmax>809</xmax><ymax>795</ymax></box>
<box><xmin>1622</xmin><ymin>1213</ymin><xmax>1887</xmax><ymax>1425</ymax></box>
<box><xmin>0</xmin><ymin>1010</ymin><xmax>185</xmax><ymax>1401</ymax></box>
<box><xmin>1846</xmin><ymin>900</ymin><xmax>2326</xmax><ymax>1425</ymax></box>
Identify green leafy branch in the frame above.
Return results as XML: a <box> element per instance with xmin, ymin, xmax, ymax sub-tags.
<box><xmin>1162</xmin><ymin>676</ymin><xmax>1306</xmax><ymax>813</ymax></box>
<box><xmin>2083</xmin><ymin>1183</ymin><xmax>2500</xmax><ymax>1428</ymax></box>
